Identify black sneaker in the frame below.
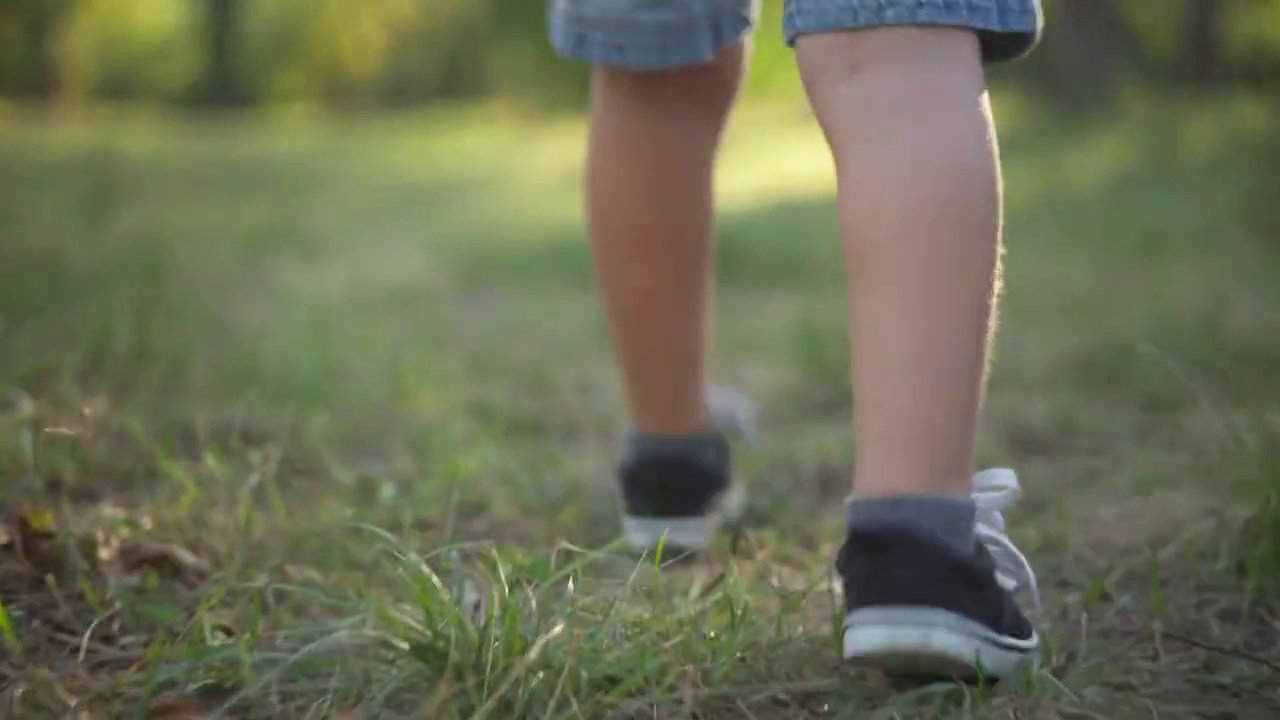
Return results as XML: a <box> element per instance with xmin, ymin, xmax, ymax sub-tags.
<box><xmin>837</xmin><ymin>469</ymin><xmax>1042</xmax><ymax>681</ymax></box>
<box><xmin>618</xmin><ymin>388</ymin><xmax>752</xmax><ymax>553</ymax></box>
<box><xmin>619</xmin><ymin>448</ymin><xmax>735</xmax><ymax>551</ymax></box>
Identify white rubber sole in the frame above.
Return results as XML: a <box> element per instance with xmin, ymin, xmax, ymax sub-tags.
<box><xmin>842</xmin><ymin>607</ymin><xmax>1040</xmax><ymax>681</ymax></box>
<box><xmin>621</xmin><ymin>485</ymin><xmax>746</xmax><ymax>553</ymax></box>
<box><xmin>622</xmin><ymin>515</ymin><xmax>716</xmax><ymax>552</ymax></box>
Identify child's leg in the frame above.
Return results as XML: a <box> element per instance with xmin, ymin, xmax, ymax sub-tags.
<box><xmin>786</xmin><ymin>1</ymin><xmax>1045</xmax><ymax>679</ymax></box>
<box><xmin>549</xmin><ymin>2</ymin><xmax>756</xmax><ymax>551</ymax></box>
<box><xmin>802</xmin><ymin>27</ymin><xmax>1002</xmax><ymax>509</ymax></box>
<box><xmin>585</xmin><ymin>46</ymin><xmax>745</xmax><ymax>435</ymax></box>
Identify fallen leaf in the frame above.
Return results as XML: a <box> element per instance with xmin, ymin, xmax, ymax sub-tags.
<box><xmin>3</xmin><ymin>508</ymin><xmax>66</xmax><ymax>575</ymax></box>
<box><xmin>116</xmin><ymin>538</ymin><xmax>211</xmax><ymax>586</ymax></box>
<box><xmin>281</xmin><ymin>563</ymin><xmax>324</xmax><ymax>583</ymax></box>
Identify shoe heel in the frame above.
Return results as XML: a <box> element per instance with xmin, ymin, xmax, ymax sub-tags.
<box><xmin>621</xmin><ymin>515</ymin><xmax>715</xmax><ymax>552</ymax></box>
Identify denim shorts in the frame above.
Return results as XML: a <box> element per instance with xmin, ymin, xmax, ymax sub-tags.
<box><xmin>548</xmin><ymin>0</ymin><xmax>1042</xmax><ymax>71</ymax></box>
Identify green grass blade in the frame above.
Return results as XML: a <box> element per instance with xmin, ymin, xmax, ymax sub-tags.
<box><xmin>0</xmin><ymin>596</ymin><xmax>19</xmax><ymax>654</ymax></box>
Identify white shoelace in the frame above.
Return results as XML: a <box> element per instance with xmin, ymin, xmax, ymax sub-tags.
<box><xmin>972</xmin><ymin>468</ymin><xmax>1041</xmax><ymax>616</ymax></box>
<box><xmin>705</xmin><ymin>385</ymin><xmax>757</xmax><ymax>442</ymax></box>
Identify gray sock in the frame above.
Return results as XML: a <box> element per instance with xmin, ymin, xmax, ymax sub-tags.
<box><xmin>847</xmin><ymin>495</ymin><xmax>977</xmax><ymax>555</ymax></box>
<box><xmin>621</xmin><ymin>431</ymin><xmax>728</xmax><ymax>474</ymax></box>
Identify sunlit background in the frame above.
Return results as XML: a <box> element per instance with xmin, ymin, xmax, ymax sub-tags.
<box><xmin>1</xmin><ymin>2</ymin><xmax>1279</xmax><ymax>718</ymax></box>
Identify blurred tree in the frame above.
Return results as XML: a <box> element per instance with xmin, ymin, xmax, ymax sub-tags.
<box><xmin>58</xmin><ymin>0</ymin><xmax>199</xmax><ymax>102</ymax></box>
<box><xmin>1183</xmin><ymin>0</ymin><xmax>1226</xmax><ymax>85</ymax></box>
<box><xmin>194</xmin><ymin>0</ymin><xmax>244</xmax><ymax>105</ymax></box>
<box><xmin>0</xmin><ymin>0</ymin><xmax>70</xmax><ymax>98</ymax></box>
<box><xmin>1221</xmin><ymin>0</ymin><xmax>1280</xmax><ymax>85</ymax></box>
<box><xmin>2</xmin><ymin>0</ymin><xmax>1278</xmax><ymax>109</ymax></box>
<box><xmin>1036</xmin><ymin>0</ymin><xmax>1143</xmax><ymax>109</ymax></box>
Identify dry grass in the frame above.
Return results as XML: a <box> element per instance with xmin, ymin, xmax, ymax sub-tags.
<box><xmin>1</xmin><ymin>93</ymin><xmax>1279</xmax><ymax>718</ymax></box>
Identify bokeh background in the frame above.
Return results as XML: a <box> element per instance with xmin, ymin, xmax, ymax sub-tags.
<box><xmin>3</xmin><ymin>1</ymin><xmax>1280</xmax><ymax>109</ymax></box>
<box><xmin>1</xmin><ymin>2</ymin><xmax>1280</xmax><ymax>717</ymax></box>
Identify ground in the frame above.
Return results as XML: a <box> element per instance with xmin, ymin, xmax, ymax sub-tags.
<box><xmin>0</xmin><ymin>92</ymin><xmax>1278</xmax><ymax>719</ymax></box>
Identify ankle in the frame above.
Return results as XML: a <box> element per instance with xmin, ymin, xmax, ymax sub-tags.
<box><xmin>621</xmin><ymin>430</ymin><xmax>728</xmax><ymax>474</ymax></box>
<box><xmin>846</xmin><ymin>494</ymin><xmax>977</xmax><ymax>556</ymax></box>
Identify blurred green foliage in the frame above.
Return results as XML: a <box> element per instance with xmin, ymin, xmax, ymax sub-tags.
<box><xmin>2</xmin><ymin>0</ymin><xmax>1279</xmax><ymax>111</ymax></box>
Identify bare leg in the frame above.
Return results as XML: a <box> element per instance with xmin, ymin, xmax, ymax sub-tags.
<box><xmin>796</xmin><ymin>28</ymin><xmax>1001</xmax><ymax>501</ymax></box>
<box><xmin>586</xmin><ymin>46</ymin><xmax>745</xmax><ymax>435</ymax></box>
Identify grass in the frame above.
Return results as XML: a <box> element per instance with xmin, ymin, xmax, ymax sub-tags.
<box><xmin>1</xmin><ymin>90</ymin><xmax>1279</xmax><ymax>718</ymax></box>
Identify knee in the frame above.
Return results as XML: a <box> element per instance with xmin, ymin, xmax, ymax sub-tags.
<box><xmin>593</xmin><ymin>44</ymin><xmax>745</xmax><ymax>122</ymax></box>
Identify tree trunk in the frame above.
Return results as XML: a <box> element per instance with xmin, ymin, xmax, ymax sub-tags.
<box><xmin>198</xmin><ymin>0</ymin><xmax>243</xmax><ymax>106</ymax></box>
<box><xmin>1040</xmin><ymin>0</ymin><xmax>1140</xmax><ymax>110</ymax></box>
<box><xmin>1182</xmin><ymin>0</ymin><xmax>1225</xmax><ymax>86</ymax></box>
<box><xmin>10</xmin><ymin>1</ymin><xmax>63</xmax><ymax>99</ymax></box>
